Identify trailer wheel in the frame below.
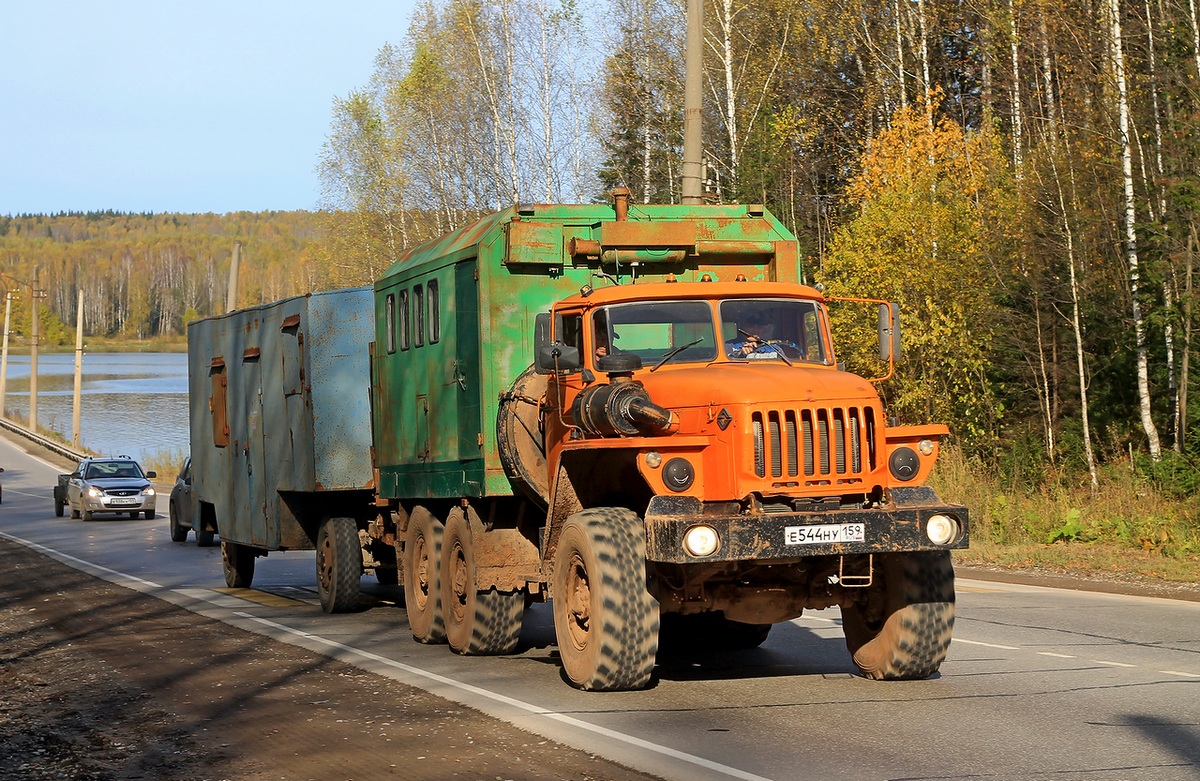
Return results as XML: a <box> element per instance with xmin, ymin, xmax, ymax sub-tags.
<box><xmin>316</xmin><ymin>516</ymin><xmax>361</xmax><ymax>614</ymax></box>
<box><xmin>841</xmin><ymin>551</ymin><xmax>955</xmax><ymax>680</ymax></box>
<box><xmin>551</xmin><ymin>507</ymin><xmax>659</xmax><ymax>691</ymax></box>
<box><xmin>404</xmin><ymin>507</ymin><xmax>445</xmax><ymax>643</ymax></box>
<box><xmin>440</xmin><ymin>508</ymin><xmax>524</xmax><ymax>655</ymax></box>
<box><xmin>55</xmin><ymin>499</ymin><xmax>65</xmax><ymax>518</ymax></box>
<box><xmin>222</xmin><ymin>540</ymin><xmax>255</xmax><ymax>588</ymax></box>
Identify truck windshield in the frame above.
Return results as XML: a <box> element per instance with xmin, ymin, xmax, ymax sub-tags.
<box><xmin>720</xmin><ymin>298</ymin><xmax>826</xmax><ymax>363</ymax></box>
<box><xmin>594</xmin><ymin>301</ymin><xmax>717</xmax><ymax>365</ymax></box>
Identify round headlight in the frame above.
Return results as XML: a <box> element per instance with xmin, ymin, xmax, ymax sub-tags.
<box><xmin>644</xmin><ymin>451</ymin><xmax>663</xmax><ymax>468</ymax></box>
<box><xmin>683</xmin><ymin>524</ymin><xmax>720</xmax><ymax>557</ymax></box>
<box><xmin>926</xmin><ymin>514</ymin><xmax>960</xmax><ymax>545</ymax></box>
<box><xmin>917</xmin><ymin>438</ymin><xmax>935</xmax><ymax>456</ymax></box>
<box><xmin>889</xmin><ymin>447</ymin><xmax>920</xmax><ymax>481</ymax></box>
<box><xmin>662</xmin><ymin>457</ymin><xmax>695</xmax><ymax>492</ymax></box>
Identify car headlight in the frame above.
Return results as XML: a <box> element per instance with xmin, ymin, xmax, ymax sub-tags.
<box><xmin>682</xmin><ymin>524</ymin><xmax>720</xmax><ymax>557</ymax></box>
<box><xmin>86</xmin><ymin>486</ymin><xmax>102</xmax><ymax>498</ymax></box>
<box><xmin>142</xmin><ymin>487</ymin><xmax>156</xmax><ymax>496</ymax></box>
<box><xmin>926</xmin><ymin>514</ymin><xmax>961</xmax><ymax>545</ymax></box>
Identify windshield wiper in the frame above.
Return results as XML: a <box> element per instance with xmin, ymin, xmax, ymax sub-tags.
<box><xmin>650</xmin><ymin>338</ymin><xmax>704</xmax><ymax>372</ymax></box>
<box><xmin>735</xmin><ymin>329</ymin><xmax>794</xmax><ymax>366</ymax></box>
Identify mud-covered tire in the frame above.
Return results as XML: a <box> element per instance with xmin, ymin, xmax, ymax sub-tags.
<box><xmin>222</xmin><ymin>540</ymin><xmax>256</xmax><ymax>588</ymax></box>
<box><xmin>440</xmin><ymin>508</ymin><xmax>524</xmax><ymax>655</ymax></box>
<box><xmin>316</xmin><ymin>516</ymin><xmax>361</xmax><ymax>614</ymax></box>
<box><xmin>404</xmin><ymin>507</ymin><xmax>446</xmax><ymax>643</ymax></box>
<box><xmin>551</xmin><ymin>507</ymin><xmax>659</xmax><ymax>691</ymax></box>
<box><xmin>841</xmin><ymin>551</ymin><xmax>956</xmax><ymax>680</ymax></box>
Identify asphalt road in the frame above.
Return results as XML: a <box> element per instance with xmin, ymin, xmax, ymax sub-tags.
<box><xmin>2</xmin><ymin>431</ymin><xmax>1198</xmax><ymax>781</ymax></box>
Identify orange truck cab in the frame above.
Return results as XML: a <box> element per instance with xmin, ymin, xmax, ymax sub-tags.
<box><xmin>531</xmin><ymin>278</ymin><xmax>967</xmax><ymax>688</ymax></box>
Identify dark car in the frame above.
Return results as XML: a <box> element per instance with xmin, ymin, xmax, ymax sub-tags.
<box><xmin>169</xmin><ymin>457</ymin><xmax>213</xmax><ymax>545</ymax></box>
<box><xmin>60</xmin><ymin>456</ymin><xmax>157</xmax><ymax>521</ymax></box>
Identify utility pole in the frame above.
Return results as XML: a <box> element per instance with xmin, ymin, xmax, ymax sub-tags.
<box><xmin>29</xmin><ymin>265</ymin><xmax>40</xmax><ymax>433</ymax></box>
<box><xmin>681</xmin><ymin>0</ymin><xmax>704</xmax><ymax>204</ymax></box>
<box><xmin>227</xmin><ymin>241</ymin><xmax>242</xmax><ymax>313</ymax></box>
<box><xmin>0</xmin><ymin>291</ymin><xmax>10</xmax><ymax>417</ymax></box>
<box><xmin>72</xmin><ymin>290</ymin><xmax>84</xmax><ymax>449</ymax></box>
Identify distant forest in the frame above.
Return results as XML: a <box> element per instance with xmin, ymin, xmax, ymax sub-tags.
<box><xmin>0</xmin><ymin>211</ymin><xmax>329</xmax><ymax>344</ymax></box>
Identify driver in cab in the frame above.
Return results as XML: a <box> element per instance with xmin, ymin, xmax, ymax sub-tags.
<box><xmin>726</xmin><ymin>311</ymin><xmax>796</xmax><ymax>359</ymax></box>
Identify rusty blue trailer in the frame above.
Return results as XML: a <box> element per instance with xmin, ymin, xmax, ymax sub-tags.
<box><xmin>186</xmin><ymin>287</ymin><xmax>385</xmax><ymax>601</ymax></box>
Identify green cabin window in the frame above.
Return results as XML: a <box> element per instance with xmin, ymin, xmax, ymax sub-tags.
<box><xmin>385</xmin><ymin>293</ymin><xmax>397</xmax><ymax>354</ymax></box>
<box><xmin>399</xmin><ymin>289</ymin><xmax>411</xmax><ymax>350</ymax></box>
<box><xmin>428</xmin><ymin>279</ymin><xmax>440</xmax><ymax>344</ymax></box>
<box><xmin>414</xmin><ymin>284</ymin><xmax>425</xmax><ymax>347</ymax></box>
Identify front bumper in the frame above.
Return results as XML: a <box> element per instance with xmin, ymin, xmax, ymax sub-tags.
<box><xmin>81</xmin><ymin>494</ymin><xmax>156</xmax><ymax>514</ymax></box>
<box><xmin>643</xmin><ymin>486</ymin><xmax>968</xmax><ymax>564</ymax></box>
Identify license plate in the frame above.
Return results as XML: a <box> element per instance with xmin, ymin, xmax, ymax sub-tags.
<box><xmin>784</xmin><ymin>523</ymin><xmax>865</xmax><ymax>545</ymax></box>
<box><xmin>109</xmin><ymin>498</ymin><xmax>138</xmax><ymax>506</ymax></box>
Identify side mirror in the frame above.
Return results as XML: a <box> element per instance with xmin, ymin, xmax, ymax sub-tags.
<box><xmin>146</xmin><ymin>471</ymin><xmax>157</xmax><ymax>479</ymax></box>
<box><xmin>878</xmin><ymin>303</ymin><xmax>901</xmax><ymax>362</ymax></box>
<box><xmin>533</xmin><ymin>312</ymin><xmax>582</xmax><ymax>374</ymax></box>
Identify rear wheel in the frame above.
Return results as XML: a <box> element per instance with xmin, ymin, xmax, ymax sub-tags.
<box><xmin>440</xmin><ymin>508</ymin><xmax>524</xmax><ymax>655</ymax></box>
<box><xmin>403</xmin><ymin>507</ymin><xmax>445</xmax><ymax>643</ymax></box>
<box><xmin>316</xmin><ymin>516</ymin><xmax>361</xmax><ymax>614</ymax></box>
<box><xmin>222</xmin><ymin>540</ymin><xmax>255</xmax><ymax>588</ymax></box>
<box><xmin>551</xmin><ymin>507</ymin><xmax>659</xmax><ymax>691</ymax></box>
<box><xmin>841</xmin><ymin>551</ymin><xmax>956</xmax><ymax>680</ymax></box>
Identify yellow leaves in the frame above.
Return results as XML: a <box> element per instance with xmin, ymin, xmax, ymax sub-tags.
<box><xmin>821</xmin><ymin>104</ymin><xmax>1017</xmax><ymax>440</ymax></box>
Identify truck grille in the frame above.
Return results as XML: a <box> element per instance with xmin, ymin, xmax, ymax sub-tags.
<box><xmin>750</xmin><ymin>406</ymin><xmax>877</xmax><ymax>482</ymax></box>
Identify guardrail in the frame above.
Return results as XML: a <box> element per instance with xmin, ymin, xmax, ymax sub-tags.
<box><xmin>0</xmin><ymin>416</ymin><xmax>89</xmax><ymax>462</ymax></box>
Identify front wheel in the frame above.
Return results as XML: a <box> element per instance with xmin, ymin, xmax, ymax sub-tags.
<box><xmin>168</xmin><ymin>504</ymin><xmax>188</xmax><ymax>542</ymax></box>
<box><xmin>440</xmin><ymin>508</ymin><xmax>524</xmax><ymax>655</ymax></box>
<box><xmin>316</xmin><ymin>516</ymin><xmax>361</xmax><ymax>614</ymax></box>
<box><xmin>551</xmin><ymin>507</ymin><xmax>659</xmax><ymax>691</ymax></box>
<box><xmin>222</xmin><ymin>540</ymin><xmax>256</xmax><ymax>588</ymax></box>
<box><xmin>841</xmin><ymin>551</ymin><xmax>956</xmax><ymax>680</ymax></box>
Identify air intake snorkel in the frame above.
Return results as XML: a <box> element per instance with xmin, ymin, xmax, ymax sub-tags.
<box><xmin>571</xmin><ymin>354</ymin><xmax>677</xmax><ymax>437</ymax></box>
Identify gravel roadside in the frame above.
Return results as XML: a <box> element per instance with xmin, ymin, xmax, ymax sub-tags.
<box><xmin>0</xmin><ymin>537</ymin><xmax>662</xmax><ymax>781</ymax></box>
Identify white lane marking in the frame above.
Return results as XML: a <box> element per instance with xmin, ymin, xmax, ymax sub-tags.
<box><xmin>1161</xmin><ymin>670</ymin><xmax>1200</xmax><ymax>678</ymax></box>
<box><xmin>234</xmin><ymin>612</ymin><xmax>776</xmax><ymax>781</ymax></box>
<box><xmin>1091</xmin><ymin>659</ymin><xmax>1138</xmax><ymax>668</ymax></box>
<box><xmin>1</xmin><ymin>531</ymin><xmax>163</xmax><ymax>589</ymax></box>
<box><xmin>1038</xmin><ymin>652</ymin><xmax>1076</xmax><ymax>658</ymax></box>
<box><xmin>953</xmin><ymin>638</ymin><xmax>1020</xmax><ymax>650</ymax></box>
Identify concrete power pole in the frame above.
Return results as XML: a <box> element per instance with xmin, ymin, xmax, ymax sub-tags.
<box><xmin>29</xmin><ymin>265</ymin><xmax>39</xmax><ymax>433</ymax></box>
<box><xmin>681</xmin><ymin>0</ymin><xmax>704</xmax><ymax>204</ymax></box>
<box><xmin>226</xmin><ymin>241</ymin><xmax>242</xmax><ymax>313</ymax></box>
<box><xmin>72</xmin><ymin>290</ymin><xmax>84</xmax><ymax>449</ymax></box>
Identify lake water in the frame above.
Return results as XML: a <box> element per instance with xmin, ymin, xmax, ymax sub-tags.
<box><xmin>1</xmin><ymin>352</ymin><xmax>189</xmax><ymax>466</ymax></box>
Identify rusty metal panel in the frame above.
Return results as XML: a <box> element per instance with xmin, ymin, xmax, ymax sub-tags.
<box><xmin>188</xmin><ymin>288</ymin><xmax>374</xmax><ymax>551</ymax></box>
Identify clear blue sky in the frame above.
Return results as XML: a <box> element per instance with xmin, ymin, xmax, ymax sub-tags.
<box><xmin>0</xmin><ymin>1</ymin><xmax>415</xmax><ymax>216</ymax></box>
